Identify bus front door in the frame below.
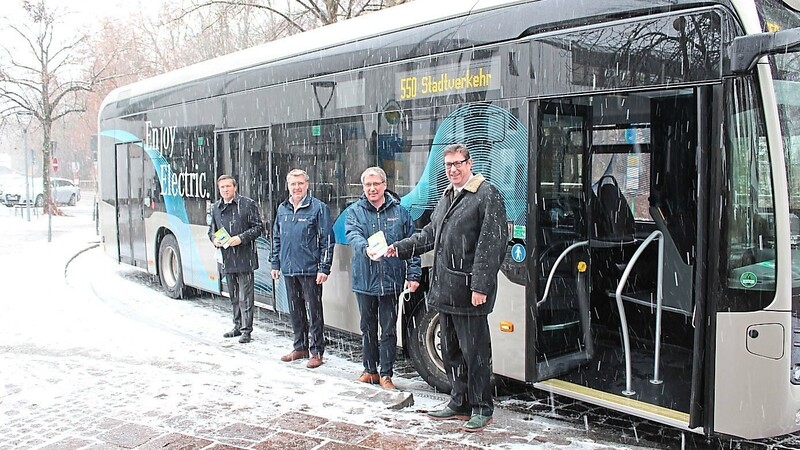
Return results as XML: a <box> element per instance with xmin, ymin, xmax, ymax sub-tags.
<box><xmin>115</xmin><ymin>142</ymin><xmax>147</xmax><ymax>269</ymax></box>
<box><xmin>530</xmin><ymin>91</ymin><xmax>701</xmax><ymax>426</ymax></box>
<box><xmin>528</xmin><ymin>100</ymin><xmax>593</xmax><ymax>381</ymax></box>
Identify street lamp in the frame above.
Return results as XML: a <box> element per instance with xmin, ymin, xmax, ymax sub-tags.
<box><xmin>15</xmin><ymin>111</ymin><xmax>34</xmax><ymax>222</ymax></box>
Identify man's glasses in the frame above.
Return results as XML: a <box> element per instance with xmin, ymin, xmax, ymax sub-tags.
<box><xmin>444</xmin><ymin>158</ymin><xmax>469</xmax><ymax>169</ymax></box>
<box><xmin>363</xmin><ymin>181</ymin><xmax>385</xmax><ymax>188</ymax></box>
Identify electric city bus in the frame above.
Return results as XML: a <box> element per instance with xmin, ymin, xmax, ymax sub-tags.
<box><xmin>97</xmin><ymin>0</ymin><xmax>800</xmax><ymax>440</ymax></box>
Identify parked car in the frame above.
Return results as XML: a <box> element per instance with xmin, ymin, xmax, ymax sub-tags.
<box><xmin>51</xmin><ymin>178</ymin><xmax>81</xmax><ymax>206</ymax></box>
<box><xmin>2</xmin><ymin>177</ymin><xmax>81</xmax><ymax>207</ymax></box>
<box><xmin>0</xmin><ymin>175</ymin><xmax>27</xmax><ymax>207</ymax></box>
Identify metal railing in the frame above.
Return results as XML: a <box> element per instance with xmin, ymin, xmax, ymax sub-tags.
<box><xmin>538</xmin><ymin>240</ymin><xmax>589</xmax><ymax>307</ymax></box>
<box><xmin>538</xmin><ymin>230</ymin><xmax>665</xmax><ymax>397</ymax></box>
<box><xmin>615</xmin><ymin>230</ymin><xmax>664</xmax><ymax>396</ymax></box>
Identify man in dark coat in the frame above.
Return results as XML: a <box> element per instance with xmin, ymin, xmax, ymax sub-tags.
<box><xmin>209</xmin><ymin>174</ymin><xmax>264</xmax><ymax>344</ymax></box>
<box><xmin>387</xmin><ymin>144</ymin><xmax>508</xmax><ymax>432</ymax></box>
<box><xmin>345</xmin><ymin>167</ymin><xmax>421</xmax><ymax>390</ymax></box>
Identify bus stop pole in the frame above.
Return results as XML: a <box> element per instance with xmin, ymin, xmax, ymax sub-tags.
<box><xmin>24</xmin><ymin>135</ymin><xmax>31</xmax><ymax>222</ymax></box>
<box><xmin>47</xmin><ymin>162</ymin><xmax>52</xmax><ymax>242</ymax></box>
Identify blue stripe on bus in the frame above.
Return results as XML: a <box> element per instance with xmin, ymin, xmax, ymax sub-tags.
<box><xmin>333</xmin><ymin>104</ymin><xmax>528</xmax><ymax>244</ymax></box>
<box><xmin>100</xmin><ymin>130</ymin><xmax>218</xmax><ymax>293</ymax></box>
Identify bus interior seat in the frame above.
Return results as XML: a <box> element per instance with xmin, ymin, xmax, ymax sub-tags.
<box><xmin>590</xmin><ymin>175</ymin><xmax>647</xmax><ymax>294</ymax></box>
<box><xmin>594</xmin><ymin>175</ymin><xmax>636</xmax><ymax>243</ymax></box>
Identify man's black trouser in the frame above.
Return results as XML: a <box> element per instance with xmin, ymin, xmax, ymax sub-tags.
<box><xmin>439</xmin><ymin>311</ymin><xmax>493</xmax><ymax>416</ymax></box>
<box><xmin>285</xmin><ymin>275</ymin><xmax>325</xmax><ymax>356</ymax></box>
<box><xmin>228</xmin><ymin>271</ymin><xmax>255</xmax><ymax>334</ymax></box>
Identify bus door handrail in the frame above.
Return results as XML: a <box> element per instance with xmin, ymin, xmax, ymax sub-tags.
<box><xmin>538</xmin><ymin>240</ymin><xmax>590</xmax><ymax>307</ymax></box>
<box><xmin>615</xmin><ymin>229</ymin><xmax>664</xmax><ymax>396</ymax></box>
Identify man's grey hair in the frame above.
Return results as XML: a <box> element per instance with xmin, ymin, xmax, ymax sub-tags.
<box><xmin>286</xmin><ymin>169</ymin><xmax>310</xmax><ymax>183</ymax></box>
<box><xmin>360</xmin><ymin>167</ymin><xmax>387</xmax><ymax>184</ymax></box>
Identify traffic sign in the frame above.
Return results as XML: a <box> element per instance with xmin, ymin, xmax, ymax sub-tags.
<box><xmin>52</xmin><ymin>157</ymin><xmax>59</xmax><ymax>172</ymax></box>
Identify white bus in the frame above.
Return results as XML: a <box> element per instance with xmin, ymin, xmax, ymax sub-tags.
<box><xmin>98</xmin><ymin>0</ymin><xmax>800</xmax><ymax>440</ymax></box>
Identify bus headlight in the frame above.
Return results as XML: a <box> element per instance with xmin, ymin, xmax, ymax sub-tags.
<box><xmin>795</xmin><ymin>409</ymin><xmax>800</xmax><ymax>425</ymax></box>
<box><xmin>793</xmin><ymin>364</ymin><xmax>800</xmax><ymax>383</ymax></box>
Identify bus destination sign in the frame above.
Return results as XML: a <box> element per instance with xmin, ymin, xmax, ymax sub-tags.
<box><xmin>397</xmin><ymin>56</ymin><xmax>500</xmax><ymax>101</ymax></box>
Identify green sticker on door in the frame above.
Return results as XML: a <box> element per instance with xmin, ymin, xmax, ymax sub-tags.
<box><xmin>740</xmin><ymin>271</ymin><xmax>758</xmax><ymax>288</ymax></box>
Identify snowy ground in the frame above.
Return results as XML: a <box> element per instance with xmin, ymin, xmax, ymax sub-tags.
<box><xmin>0</xmin><ymin>196</ymin><xmax>679</xmax><ymax>449</ymax></box>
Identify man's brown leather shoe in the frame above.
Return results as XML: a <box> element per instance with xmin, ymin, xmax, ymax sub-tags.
<box><xmin>357</xmin><ymin>372</ymin><xmax>380</xmax><ymax>384</ymax></box>
<box><xmin>280</xmin><ymin>350</ymin><xmax>309</xmax><ymax>362</ymax></box>
<box><xmin>307</xmin><ymin>354</ymin><xmax>323</xmax><ymax>368</ymax></box>
<box><xmin>379</xmin><ymin>376</ymin><xmax>397</xmax><ymax>390</ymax></box>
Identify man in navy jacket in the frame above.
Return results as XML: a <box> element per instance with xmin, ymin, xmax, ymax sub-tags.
<box><xmin>345</xmin><ymin>167</ymin><xmax>421</xmax><ymax>390</ymax></box>
<box><xmin>271</xmin><ymin>169</ymin><xmax>334</xmax><ymax>369</ymax></box>
<box><xmin>209</xmin><ymin>175</ymin><xmax>264</xmax><ymax>344</ymax></box>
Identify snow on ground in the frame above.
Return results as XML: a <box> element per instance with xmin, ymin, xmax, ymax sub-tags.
<box><xmin>0</xmin><ymin>198</ymin><xmax>653</xmax><ymax>449</ymax></box>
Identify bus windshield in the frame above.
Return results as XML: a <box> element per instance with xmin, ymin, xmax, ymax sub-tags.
<box><xmin>761</xmin><ymin>1</ymin><xmax>800</xmax><ymax>282</ymax></box>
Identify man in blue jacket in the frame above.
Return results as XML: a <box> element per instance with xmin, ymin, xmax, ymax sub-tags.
<box><xmin>209</xmin><ymin>175</ymin><xmax>264</xmax><ymax>344</ymax></box>
<box><xmin>271</xmin><ymin>169</ymin><xmax>334</xmax><ymax>369</ymax></box>
<box><xmin>345</xmin><ymin>167</ymin><xmax>421</xmax><ymax>390</ymax></box>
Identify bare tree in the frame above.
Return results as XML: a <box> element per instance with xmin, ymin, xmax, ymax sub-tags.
<box><xmin>0</xmin><ymin>0</ymin><xmax>119</xmax><ymax>213</ymax></box>
<box><xmin>179</xmin><ymin>0</ymin><xmax>412</xmax><ymax>35</ymax></box>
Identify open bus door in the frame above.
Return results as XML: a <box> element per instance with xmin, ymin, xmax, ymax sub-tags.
<box><xmin>529</xmin><ymin>91</ymin><xmax>706</xmax><ymax>431</ymax></box>
<box><xmin>527</xmin><ymin>100</ymin><xmax>594</xmax><ymax>381</ymax></box>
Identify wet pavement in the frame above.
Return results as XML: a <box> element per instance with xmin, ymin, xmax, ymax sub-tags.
<box><xmin>0</xmin><ymin>201</ymin><xmax>643</xmax><ymax>450</ymax></box>
<box><xmin>2</xmin><ymin>202</ymin><xmax>797</xmax><ymax>450</ymax></box>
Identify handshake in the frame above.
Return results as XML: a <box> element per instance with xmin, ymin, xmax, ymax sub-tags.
<box><xmin>366</xmin><ymin>244</ymin><xmax>398</xmax><ymax>260</ymax></box>
<box><xmin>365</xmin><ymin>230</ymin><xmax>398</xmax><ymax>260</ymax></box>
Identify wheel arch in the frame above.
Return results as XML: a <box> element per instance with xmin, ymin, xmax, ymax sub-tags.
<box><xmin>154</xmin><ymin>226</ymin><xmax>172</xmax><ymax>278</ymax></box>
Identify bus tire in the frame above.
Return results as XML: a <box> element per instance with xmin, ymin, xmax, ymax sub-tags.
<box><xmin>407</xmin><ymin>303</ymin><xmax>451</xmax><ymax>393</ymax></box>
<box><xmin>158</xmin><ymin>234</ymin><xmax>187</xmax><ymax>299</ymax></box>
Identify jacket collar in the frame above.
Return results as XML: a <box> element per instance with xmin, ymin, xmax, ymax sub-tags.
<box><xmin>444</xmin><ymin>173</ymin><xmax>486</xmax><ymax>196</ymax></box>
<box><xmin>358</xmin><ymin>192</ymin><xmax>397</xmax><ymax>212</ymax></box>
<box><xmin>285</xmin><ymin>193</ymin><xmax>312</xmax><ymax>209</ymax></box>
<box><xmin>220</xmin><ymin>195</ymin><xmax>240</xmax><ymax>206</ymax></box>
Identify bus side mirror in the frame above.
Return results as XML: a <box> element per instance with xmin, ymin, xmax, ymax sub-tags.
<box><xmin>728</xmin><ymin>28</ymin><xmax>800</xmax><ymax>75</ymax></box>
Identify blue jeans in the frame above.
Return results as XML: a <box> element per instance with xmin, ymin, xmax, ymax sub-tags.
<box><xmin>356</xmin><ymin>293</ymin><xmax>398</xmax><ymax>377</ymax></box>
<box><xmin>285</xmin><ymin>276</ymin><xmax>325</xmax><ymax>356</ymax></box>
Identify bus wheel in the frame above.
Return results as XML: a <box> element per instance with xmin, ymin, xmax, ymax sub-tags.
<box><xmin>158</xmin><ymin>234</ymin><xmax>187</xmax><ymax>299</ymax></box>
<box><xmin>407</xmin><ymin>303</ymin><xmax>451</xmax><ymax>393</ymax></box>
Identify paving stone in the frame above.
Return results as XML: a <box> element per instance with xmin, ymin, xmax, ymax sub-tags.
<box><xmin>417</xmin><ymin>440</ymin><xmax>486</xmax><ymax>450</ymax></box>
<box><xmin>37</xmin><ymin>437</ymin><xmax>96</xmax><ymax>450</ymax></box>
<box><xmin>96</xmin><ymin>422</ymin><xmax>165</xmax><ymax>448</ymax></box>
<box><xmin>357</xmin><ymin>431</ymin><xmax>422</xmax><ymax>450</ymax></box>
<box><xmin>252</xmin><ymin>431</ymin><xmax>324</xmax><ymax>450</ymax></box>
<box><xmin>316</xmin><ymin>442</ymin><xmax>372</xmax><ymax>450</ymax></box>
<box><xmin>82</xmin><ymin>443</ymin><xmax>128</xmax><ymax>450</ymax></box>
<box><xmin>310</xmin><ymin>420</ymin><xmax>373</xmax><ymax>444</ymax></box>
<box><xmin>464</xmin><ymin>427</ymin><xmax>532</xmax><ymax>448</ymax></box>
<box><xmin>90</xmin><ymin>417</ymin><xmax>126</xmax><ymax>432</ymax></box>
<box><xmin>213</xmin><ymin>422</ymin><xmax>274</xmax><ymax>441</ymax></box>
<box><xmin>213</xmin><ymin>437</ymin><xmax>259</xmax><ymax>448</ymax></box>
<box><xmin>269</xmin><ymin>411</ymin><xmax>329</xmax><ymax>434</ymax></box>
<box><xmin>136</xmin><ymin>432</ymin><xmax>213</xmax><ymax>449</ymax></box>
<box><xmin>531</xmin><ymin>434</ymin><xmax>572</xmax><ymax>446</ymax></box>
<box><xmin>204</xmin><ymin>444</ymin><xmax>249</xmax><ymax>450</ymax></box>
